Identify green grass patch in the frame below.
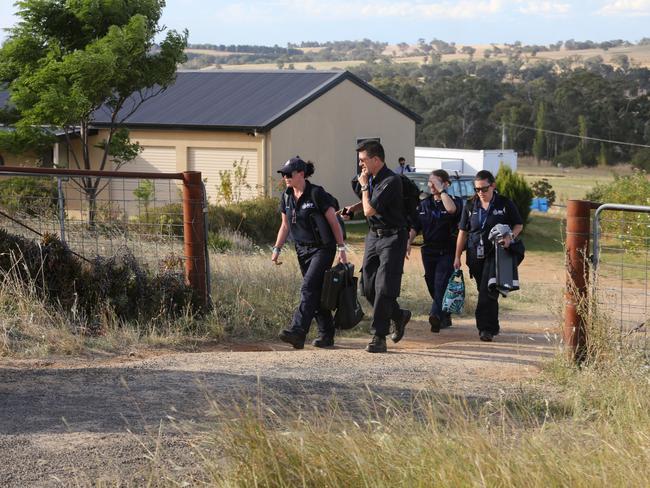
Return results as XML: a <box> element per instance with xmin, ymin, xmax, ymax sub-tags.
<box><xmin>522</xmin><ymin>213</ymin><xmax>565</xmax><ymax>253</ymax></box>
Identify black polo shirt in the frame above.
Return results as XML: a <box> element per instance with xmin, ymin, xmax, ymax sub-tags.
<box><xmin>459</xmin><ymin>192</ymin><xmax>523</xmax><ymax>249</ymax></box>
<box><xmin>368</xmin><ymin>165</ymin><xmax>406</xmax><ymax>230</ymax></box>
<box><xmin>413</xmin><ymin>195</ymin><xmax>462</xmax><ymax>251</ymax></box>
<box><xmin>280</xmin><ymin>181</ymin><xmax>335</xmax><ymax>245</ymax></box>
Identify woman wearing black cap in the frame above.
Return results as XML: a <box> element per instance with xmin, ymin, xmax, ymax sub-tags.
<box><xmin>272</xmin><ymin>157</ymin><xmax>347</xmax><ymax>349</ymax></box>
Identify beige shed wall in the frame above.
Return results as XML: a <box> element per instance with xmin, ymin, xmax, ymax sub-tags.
<box><xmin>269</xmin><ymin>79</ymin><xmax>416</xmax><ymax>204</ymax></box>
<box><xmin>59</xmin><ymin>128</ymin><xmax>265</xmax><ymax>216</ymax></box>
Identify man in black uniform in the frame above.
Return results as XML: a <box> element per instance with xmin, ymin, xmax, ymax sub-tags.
<box><xmin>454</xmin><ymin>170</ymin><xmax>523</xmax><ymax>342</ymax></box>
<box><xmin>342</xmin><ymin>140</ymin><xmax>411</xmax><ymax>353</ymax></box>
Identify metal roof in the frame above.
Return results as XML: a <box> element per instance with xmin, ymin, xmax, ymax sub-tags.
<box><xmin>0</xmin><ymin>70</ymin><xmax>421</xmax><ymax>131</ymax></box>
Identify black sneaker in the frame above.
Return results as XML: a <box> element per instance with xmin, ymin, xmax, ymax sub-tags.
<box><xmin>366</xmin><ymin>335</ymin><xmax>387</xmax><ymax>353</ymax></box>
<box><xmin>312</xmin><ymin>334</ymin><xmax>334</xmax><ymax>348</ymax></box>
<box><xmin>440</xmin><ymin>315</ymin><xmax>452</xmax><ymax>329</ymax></box>
<box><xmin>429</xmin><ymin>315</ymin><xmax>441</xmax><ymax>333</ymax></box>
<box><xmin>479</xmin><ymin>331</ymin><xmax>493</xmax><ymax>342</ymax></box>
<box><xmin>279</xmin><ymin>329</ymin><xmax>306</xmax><ymax>349</ymax></box>
<box><xmin>390</xmin><ymin>309</ymin><xmax>411</xmax><ymax>343</ymax></box>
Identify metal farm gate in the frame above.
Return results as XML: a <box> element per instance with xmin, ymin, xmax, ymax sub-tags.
<box><xmin>564</xmin><ymin>200</ymin><xmax>649</xmax><ymax>361</ymax></box>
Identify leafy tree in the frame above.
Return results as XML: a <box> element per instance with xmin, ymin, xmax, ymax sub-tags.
<box><xmin>533</xmin><ymin>102</ymin><xmax>546</xmax><ymax>163</ymax></box>
<box><xmin>0</xmin><ymin>0</ymin><xmax>187</xmax><ymax>224</ymax></box>
<box><xmin>530</xmin><ymin>179</ymin><xmax>556</xmax><ymax>205</ymax></box>
<box><xmin>495</xmin><ymin>165</ymin><xmax>533</xmax><ymax>224</ymax></box>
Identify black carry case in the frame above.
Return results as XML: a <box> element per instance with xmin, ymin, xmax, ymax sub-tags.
<box><xmin>334</xmin><ymin>264</ymin><xmax>364</xmax><ymax>330</ymax></box>
<box><xmin>321</xmin><ymin>262</ymin><xmax>347</xmax><ymax>311</ymax></box>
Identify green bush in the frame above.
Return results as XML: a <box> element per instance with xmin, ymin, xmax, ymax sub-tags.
<box><xmin>207</xmin><ymin>196</ymin><xmax>280</xmax><ymax>243</ymax></box>
<box><xmin>531</xmin><ymin>178</ymin><xmax>556</xmax><ymax>206</ymax></box>
<box><xmin>631</xmin><ymin>148</ymin><xmax>650</xmax><ymax>171</ymax></box>
<box><xmin>139</xmin><ymin>196</ymin><xmax>280</xmax><ymax>244</ymax></box>
<box><xmin>586</xmin><ymin>170</ymin><xmax>650</xmax><ymax>250</ymax></box>
<box><xmin>0</xmin><ymin>176</ymin><xmax>58</xmax><ymax>216</ymax></box>
<box><xmin>553</xmin><ymin>146</ymin><xmax>598</xmax><ymax>168</ymax></box>
<box><xmin>496</xmin><ymin>165</ymin><xmax>533</xmax><ymax>224</ymax></box>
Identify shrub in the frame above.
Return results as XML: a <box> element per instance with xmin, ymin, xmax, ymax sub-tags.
<box><xmin>0</xmin><ymin>176</ymin><xmax>58</xmax><ymax>216</ymax></box>
<box><xmin>496</xmin><ymin>165</ymin><xmax>533</xmax><ymax>224</ymax></box>
<box><xmin>586</xmin><ymin>170</ymin><xmax>650</xmax><ymax>250</ymax></box>
<box><xmin>531</xmin><ymin>178</ymin><xmax>556</xmax><ymax>206</ymax></box>
<box><xmin>631</xmin><ymin>148</ymin><xmax>650</xmax><ymax>171</ymax></box>
<box><xmin>0</xmin><ymin>229</ymin><xmax>199</xmax><ymax>333</ymax></box>
<box><xmin>138</xmin><ymin>197</ymin><xmax>280</xmax><ymax>244</ymax></box>
<box><xmin>207</xmin><ymin>196</ymin><xmax>280</xmax><ymax>243</ymax></box>
<box><xmin>553</xmin><ymin>146</ymin><xmax>598</xmax><ymax>168</ymax></box>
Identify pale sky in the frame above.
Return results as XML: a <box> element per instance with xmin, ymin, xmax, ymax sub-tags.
<box><xmin>1</xmin><ymin>0</ymin><xmax>649</xmax><ymax>46</ymax></box>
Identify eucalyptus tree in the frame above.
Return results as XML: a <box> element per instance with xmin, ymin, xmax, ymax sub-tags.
<box><xmin>0</xmin><ymin>0</ymin><xmax>187</xmax><ymax>223</ymax></box>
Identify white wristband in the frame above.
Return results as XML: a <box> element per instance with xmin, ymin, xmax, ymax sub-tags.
<box><xmin>337</xmin><ymin>244</ymin><xmax>346</xmax><ymax>251</ymax></box>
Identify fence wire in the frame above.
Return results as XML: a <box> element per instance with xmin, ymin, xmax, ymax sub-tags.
<box><xmin>0</xmin><ymin>172</ymin><xmax>191</xmax><ymax>272</ymax></box>
<box><xmin>592</xmin><ymin>205</ymin><xmax>650</xmax><ymax>356</ymax></box>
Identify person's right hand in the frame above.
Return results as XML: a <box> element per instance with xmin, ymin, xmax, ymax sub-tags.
<box><xmin>271</xmin><ymin>250</ymin><xmax>281</xmax><ymax>265</ymax></box>
<box><xmin>338</xmin><ymin>206</ymin><xmax>353</xmax><ymax>221</ymax></box>
<box><xmin>453</xmin><ymin>256</ymin><xmax>462</xmax><ymax>270</ymax></box>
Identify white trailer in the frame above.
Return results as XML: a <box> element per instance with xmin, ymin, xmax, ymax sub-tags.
<box><xmin>414</xmin><ymin>147</ymin><xmax>517</xmax><ymax>175</ymax></box>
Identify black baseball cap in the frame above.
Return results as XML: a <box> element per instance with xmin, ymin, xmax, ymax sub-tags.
<box><xmin>277</xmin><ymin>156</ymin><xmax>307</xmax><ymax>176</ymax></box>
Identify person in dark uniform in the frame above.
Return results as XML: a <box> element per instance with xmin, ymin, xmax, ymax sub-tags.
<box><xmin>407</xmin><ymin>169</ymin><xmax>461</xmax><ymax>333</ymax></box>
<box><xmin>272</xmin><ymin>157</ymin><xmax>348</xmax><ymax>349</ymax></box>
<box><xmin>454</xmin><ymin>170</ymin><xmax>523</xmax><ymax>342</ymax></box>
<box><xmin>341</xmin><ymin>140</ymin><xmax>411</xmax><ymax>353</ymax></box>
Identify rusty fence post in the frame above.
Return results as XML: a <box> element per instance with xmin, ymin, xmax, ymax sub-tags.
<box><xmin>564</xmin><ymin>200</ymin><xmax>593</xmax><ymax>362</ymax></box>
<box><xmin>183</xmin><ymin>171</ymin><xmax>208</xmax><ymax>307</ymax></box>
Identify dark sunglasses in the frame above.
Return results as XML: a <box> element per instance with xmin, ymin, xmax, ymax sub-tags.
<box><xmin>474</xmin><ymin>185</ymin><xmax>491</xmax><ymax>193</ymax></box>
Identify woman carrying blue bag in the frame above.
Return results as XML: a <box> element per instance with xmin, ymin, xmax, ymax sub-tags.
<box><xmin>407</xmin><ymin>170</ymin><xmax>462</xmax><ymax>333</ymax></box>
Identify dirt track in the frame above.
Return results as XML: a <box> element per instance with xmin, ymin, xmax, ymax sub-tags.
<box><xmin>0</xmin><ymin>309</ymin><xmax>559</xmax><ymax>486</ymax></box>
<box><xmin>0</xmin><ymin>247</ymin><xmax>565</xmax><ymax>486</ymax></box>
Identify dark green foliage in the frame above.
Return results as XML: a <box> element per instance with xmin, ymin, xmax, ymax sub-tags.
<box><xmin>206</xmin><ymin>197</ymin><xmax>280</xmax><ymax>243</ymax></box>
<box><xmin>631</xmin><ymin>148</ymin><xmax>650</xmax><ymax>171</ymax></box>
<box><xmin>531</xmin><ymin>179</ymin><xmax>556</xmax><ymax>206</ymax></box>
<box><xmin>0</xmin><ymin>176</ymin><xmax>58</xmax><ymax>216</ymax></box>
<box><xmin>585</xmin><ymin>171</ymin><xmax>650</xmax><ymax>250</ymax></box>
<box><xmin>139</xmin><ymin>196</ymin><xmax>280</xmax><ymax>244</ymax></box>
<box><xmin>553</xmin><ymin>146</ymin><xmax>598</xmax><ymax>168</ymax></box>
<box><xmin>496</xmin><ymin>165</ymin><xmax>533</xmax><ymax>224</ymax></box>
<box><xmin>207</xmin><ymin>232</ymin><xmax>233</xmax><ymax>252</ymax></box>
<box><xmin>0</xmin><ymin>230</ymin><xmax>198</xmax><ymax>333</ymax></box>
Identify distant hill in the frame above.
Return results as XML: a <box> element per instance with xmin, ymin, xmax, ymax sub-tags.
<box><xmin>181</xmin><ymin>39</ymin><xmax>650</xmax><ymax>71</ymax></box>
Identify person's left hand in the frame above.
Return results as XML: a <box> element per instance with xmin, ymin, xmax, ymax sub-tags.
<box><xmin>338</xmin><ymin>249</ymin><xmax>348</xmax><ymax>264</ymax></box>
<box><xmin>501</xmin><ymin>234</ymin><xmax>513</xmax><ymax>248</ymax></box>
<box><xmin>405</xmin><ymin>241</ymin><xmax>412</xmax><ymax>259</ymax></box>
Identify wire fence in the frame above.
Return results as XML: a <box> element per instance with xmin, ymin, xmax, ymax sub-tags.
<box><xmin>0</xmin><ymin>167</ymin><xmax>209</xmax><ymax>303</ymax></box>
<box><xmin>592</xmin><ymin>204</ymin><xmax>650</xmax><ymax>356</ymax></box>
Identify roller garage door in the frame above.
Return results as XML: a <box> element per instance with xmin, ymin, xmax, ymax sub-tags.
<box><xmin>110</xmin><ymin>146</ymin><xmax>180</xmax><ymax>216</ymax></box>
<box><xmin>188</xmin><ymin>148</ymin><xmax>259</xmax><ymax>204</ymax></box>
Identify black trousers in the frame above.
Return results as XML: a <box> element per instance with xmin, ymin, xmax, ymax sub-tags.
<box><xmin>289</xmin><ymin>244</ymin><xmax>336</xmax><ymax>336</ymax></box>
<box><xmin>421</xmin><ymin>247</ymin><xmax>453</xmax><ymax>319</ymax></box>
<box><xmin>361</xmin><ymin>229</ymin><xmax>408</xmax><ymax>336</ymax></box>
<box><xmin>468</xmin><ymin>255</ymin><xmax>500</xmax><ymax>335</ymax></box>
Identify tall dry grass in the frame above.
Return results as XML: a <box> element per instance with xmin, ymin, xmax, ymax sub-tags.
<box><xmin>143</xmin><ymin>359</ymin><xmax>649</xmax><ymax>487</ymax></box>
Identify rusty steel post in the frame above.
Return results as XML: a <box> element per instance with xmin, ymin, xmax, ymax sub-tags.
<box><xmin>183</xmin><ymin>171</ymin><xmax>208</xmax><ymax>307</ymax></box>
<box><xmin>564</xmin><ymin>200</ymin><xmax>592</xmax><ymax>362</ymax></box>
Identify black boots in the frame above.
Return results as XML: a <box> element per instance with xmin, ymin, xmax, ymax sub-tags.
<box><xmin>366</xmin><ymin>335</ymin><xmax>387</xmax><ymax>353</ymax></box>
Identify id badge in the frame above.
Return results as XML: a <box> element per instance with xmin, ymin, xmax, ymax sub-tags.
<box><xmin>477</xmin><ymin>244</ymin><xmax>485</xmax><ymax>259</ymax></box>
<box><xmin>477</xmin><ymin>238</ymin><xmax>485</xmax><ymax>259</ymax></box>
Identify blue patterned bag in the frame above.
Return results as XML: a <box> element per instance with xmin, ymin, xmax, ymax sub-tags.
<box><xmin>442</xmin><ymin>270</ymin><xmax>465</xmax><ymax>314</ymax></box>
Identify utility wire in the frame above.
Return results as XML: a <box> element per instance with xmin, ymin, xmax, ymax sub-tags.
<box><xmin>504</xmin><ymin>122</ymin><xmax>650</xmax><ymax>149</ymax></box>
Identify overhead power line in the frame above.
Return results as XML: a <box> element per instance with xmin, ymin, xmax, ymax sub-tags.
<box><xmin>504</xmin><ymin>122</ymin><xmax>650</xmax><ymax>149</ymax></box>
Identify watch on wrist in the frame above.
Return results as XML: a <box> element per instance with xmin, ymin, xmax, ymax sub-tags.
<box><xmin>360</xmin><ymin>184</ymin><xmax>369</xmax><ymax>191</ymax></box>
<box><xmin>337</xmin><ymin>244</ymin><xmax>346</xmax><ymax>251</ymax></box>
